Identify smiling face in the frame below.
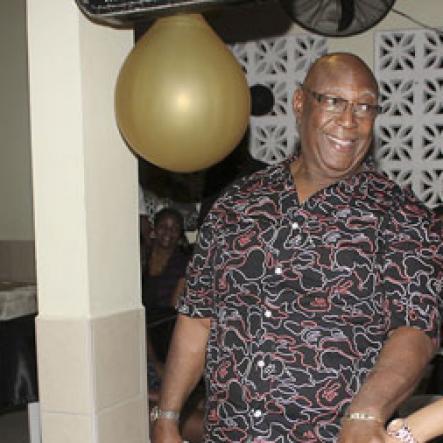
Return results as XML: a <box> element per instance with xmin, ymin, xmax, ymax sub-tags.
<box><xmin>154</xmin><ymin>212</ymin><xmax>183</xmax><ymax>251</ymax></box>
<box><xmin>293</xmin><ymin>53</ymin><xmax>379</xmax><ymax>183</ymax></box>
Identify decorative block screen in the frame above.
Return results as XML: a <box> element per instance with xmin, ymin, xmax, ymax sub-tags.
<box><xmin>231</xmin><ymin>34</ymin><xmax>328</xmax><ymax>164</ymax></box>
<box><xmin>374</xmin><ymin>29</ymin><xmax>443</xmax><ymax>208</ymax></box>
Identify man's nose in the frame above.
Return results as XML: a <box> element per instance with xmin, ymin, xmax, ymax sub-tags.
<box><xmin>336</xmin><ymin>102</ymin><xmax>357</xmax><ymax>127</ymax></box>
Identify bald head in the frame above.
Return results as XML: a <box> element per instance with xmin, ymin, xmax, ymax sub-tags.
<box><xmin>292</xmin><ymin>52</ymin><xmax>379</xmax><ymax>185</ymax></box>
<box><xmin>304</xmin><ymin>53</ymin><xmax>379</xmax><ymax>98</ymax></box>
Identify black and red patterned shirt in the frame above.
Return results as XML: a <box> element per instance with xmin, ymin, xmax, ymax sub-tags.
<box><xmin>178</xmin><ymin>157</ymin><xmax>442</xmax><ymax>443</ymax></box>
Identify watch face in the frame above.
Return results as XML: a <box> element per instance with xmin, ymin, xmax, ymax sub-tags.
<box><xmin>150</xmin><ymin>406</ymin><xmax>159</xmax><ymax>421</ymax></box>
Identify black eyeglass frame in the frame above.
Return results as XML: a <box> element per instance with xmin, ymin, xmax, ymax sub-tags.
<box><xmin>302</xmin><ymin>86</ymin><xmax>382</xmax><ymax>117</ymax></box>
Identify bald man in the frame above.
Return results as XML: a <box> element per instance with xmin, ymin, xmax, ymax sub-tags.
<box><xmin>152</xmin><ymin>53</ymin><xmax>442</xmax><ymax>443</ymax></box>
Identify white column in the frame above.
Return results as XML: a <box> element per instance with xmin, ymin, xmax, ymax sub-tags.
<box><xmin>27</xmin><ymin>1</ymin><xmax>148</xmax><ymax>442</ymax></box>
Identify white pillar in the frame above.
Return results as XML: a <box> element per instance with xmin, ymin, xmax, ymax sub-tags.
<box><xmin>27</xmin><ymin>1</ymin><xmax>148</xmax><ymax>442</ymax></box>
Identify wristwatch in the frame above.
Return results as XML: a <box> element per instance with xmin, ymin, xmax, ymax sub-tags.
<box><xmin>150</xmin><ymin>405</ymin><xmax>180</xmax><ymax>423</ymax></box>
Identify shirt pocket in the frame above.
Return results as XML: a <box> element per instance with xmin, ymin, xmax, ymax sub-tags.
<box><xmin>295</xmin><ymin>220</ymin><xmax>385</xmax><ymax>322</ymax></box>
<box><xmin>307</xmin><ymin>214</ymin><xmax>381</xmax><ymax>290</ymax></box>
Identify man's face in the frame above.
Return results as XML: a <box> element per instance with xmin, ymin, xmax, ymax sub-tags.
<box><xmin>293</xmin><ymin>59</ymin><xmax>378</xmax><ymax>181</ymax></box>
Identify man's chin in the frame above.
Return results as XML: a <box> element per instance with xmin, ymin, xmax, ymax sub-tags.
<box><xmin>319</xmin><ymin>158</ymin><xmax>363</xmax><ymax>180</ymax></box>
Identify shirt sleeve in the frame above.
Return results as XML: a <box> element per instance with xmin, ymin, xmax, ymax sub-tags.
<box><xmin>383</xmin><ymin>193</ymin><xmax>442</xmax><ymax>344</ymax></box>
<box><xmin>177</xmin><ymin>214</ymin><xmax>217</xmax><ymax>319</ymax></box>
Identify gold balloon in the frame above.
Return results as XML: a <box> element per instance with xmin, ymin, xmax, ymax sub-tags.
<box><xmin>115</xmin><ymin>13</ymin><xmax>251</xmax><ymax>173</ymax></box>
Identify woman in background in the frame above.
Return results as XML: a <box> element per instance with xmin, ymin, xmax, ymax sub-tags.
<box><xmin>141</xmin><ymin>207</ymin><xmax>189</xmax><ymax>396</ymax></box>
<box><xmin>142</xmin><ymin>207</ymin><xmax>204</xmax><ymax>442</ymax></box>
<box><xmin>142</xmin><ymin>207</ymin><xmax>190</xmax><ymax>310</ymax></box>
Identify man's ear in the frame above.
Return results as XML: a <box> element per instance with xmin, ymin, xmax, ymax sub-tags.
<box><xmin>292</xmin><ymin>87</ymin><xmax>304</xmax><ymax>118</ymax></box>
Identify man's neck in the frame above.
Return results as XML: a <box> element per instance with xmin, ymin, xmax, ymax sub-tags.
<box><xmin>290</xmin><ymin>157</ymin><xmax>362</xmax><ymax>204</ymax></box>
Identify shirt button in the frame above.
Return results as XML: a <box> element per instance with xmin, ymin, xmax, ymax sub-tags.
<box><xmin>291</xmin><ymin>221</ymin><xmax>299</xmax><ymax>229</ymax></box>
<box><xmin>257</xmin><ymin>360</ymin><xmax>265</xmax><ymax>368</ymax></box>
<box><xmin>275</xmin><ymin>266</ymin><xmax>282</xmax><ymax>275</ymax></box>
<box><xmin>264</xmin><ymin>309</ymin><xmax>272</xmax><ymax>318</ymax></box>
<box><xmin>253</xmin><ymin>409</ymin><xmax>262</xmax><ymax>418</ymax></box>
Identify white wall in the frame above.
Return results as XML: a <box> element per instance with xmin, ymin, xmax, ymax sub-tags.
<box><xmin>0</xmin><ymin>0</ymin><xmax>34</xmax><ymax>241</ymax></box>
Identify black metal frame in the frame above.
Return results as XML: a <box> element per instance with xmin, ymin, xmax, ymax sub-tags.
<box><xmin>75</xmin><ymin>0</ymin><xmax>268</xmax><ymax>25</ymax></box>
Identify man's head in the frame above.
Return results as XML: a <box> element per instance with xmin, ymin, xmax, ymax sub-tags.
<box><xmin>293</xmin><ymin>52</ymin><xmax>380</xmax><ymax>181</ymax></box>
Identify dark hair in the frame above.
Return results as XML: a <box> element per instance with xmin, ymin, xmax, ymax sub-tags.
<box><xmin>433</xmin><ymin>205</ymin><xmax>443</xmax><ymax>217</ymax></box>
<box><xmin>154</xmin><ymin>207</ymin><xmax>185</xmax><ymax>232</ymax></box>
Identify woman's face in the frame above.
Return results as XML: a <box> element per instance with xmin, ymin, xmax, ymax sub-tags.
<box><xmin>154</xmin><ymin>215</ymin><xmax>182</xmax><ymax>250</ymax></box>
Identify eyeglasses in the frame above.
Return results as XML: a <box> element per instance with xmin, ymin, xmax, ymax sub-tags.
<box><xmin>302</xmin><ymin>86</ymin><xmax>382</xmax><ymax>119</ymax></box>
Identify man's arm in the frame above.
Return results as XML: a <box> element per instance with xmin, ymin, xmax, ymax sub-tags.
<box><xmin>338</xmin><ymin>326</ymin><xmax>437</xmax><ymax>443</ymax></box>
<box><xmin>152</xmin><ymin>314</ymin><xmax>210</xmax><ymax>443</ymax></box>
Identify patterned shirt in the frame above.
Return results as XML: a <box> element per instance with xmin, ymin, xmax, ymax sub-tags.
<box><xmin>178</xmin><ymin>157</ymin><xmax>442</xmax><ymax>443</ymax></box>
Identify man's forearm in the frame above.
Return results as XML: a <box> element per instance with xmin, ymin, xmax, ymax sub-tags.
<box><xmin>347</xmin><ymin>326</ymin><xmax>436</xmax><ymax>422</ymax></box>
<box><xmin>158</xmin><ymin>314</ymin><xmax>210</xmax><ymax>413</ymax></box>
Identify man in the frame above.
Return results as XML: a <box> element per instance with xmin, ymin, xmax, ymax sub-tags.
<box><xmin>151</xmin><ymin>53</ymin><xmax>442</xmax><ymax>442</ymax></box>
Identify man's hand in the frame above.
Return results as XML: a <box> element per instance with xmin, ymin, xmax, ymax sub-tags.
<box><xmin>338</xmin><ymin>420</ymin><xmax>389</xmax><ymax>443</ymax></box>
<box><xmin>338</xmin><ymin>327</ymin><xmax>435</xmax><ymax>443</ymax></box>
<box><xmin>151</xmin><ymin>315</ymin><xmax>210</xmax><ymax>442</ymax></box>
<box><xmin>151</xmin><ymin>419</ymin><xmax>182</xmax><ymax>443</ymax></box>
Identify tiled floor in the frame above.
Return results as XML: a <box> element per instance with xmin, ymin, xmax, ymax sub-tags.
<box><xmin>0</xmin><ymin>406</ymin><xmax>29</xmax><ymax>443</ymax></box>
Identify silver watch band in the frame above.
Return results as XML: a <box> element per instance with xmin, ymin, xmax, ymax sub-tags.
<box><xmin>150</xmin><ymin>406</ymin><xmax>180</xmax><ymax>422</ymax></box>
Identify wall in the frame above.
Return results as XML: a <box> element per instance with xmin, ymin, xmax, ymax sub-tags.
<box><xmin>0</xmin><ymin>0</ymin><xmax>35</xmax><ymax>282</ymax></box>
<box><xmin>0</xmin><ymin>0</ymin><xmax>33</xmax><ymax>240</ymax></box>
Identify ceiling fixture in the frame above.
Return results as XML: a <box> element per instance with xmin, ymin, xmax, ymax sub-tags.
<box><xmin>278</xmin><ymin>0</ymin><xmax>396</xmax><ymax>37</ymax></box>
<box><xmin>74</xmin><ymin>0</ymin><xmax>261</xmax><ymax>26</ymax></box>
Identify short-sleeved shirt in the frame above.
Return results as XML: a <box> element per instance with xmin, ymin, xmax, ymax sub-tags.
<box><xmin>178</xmin><ymin>157</ymin><xmax>442</xmax><ymax>443</ymax></box>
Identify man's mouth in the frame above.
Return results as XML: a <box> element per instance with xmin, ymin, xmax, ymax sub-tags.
<box><xmin>326</xmin><ymin>134</ymin><xmax>356</xmax><ymax>151</ymax></box>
